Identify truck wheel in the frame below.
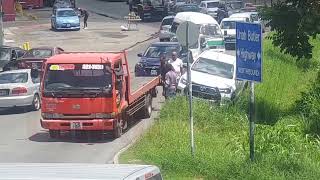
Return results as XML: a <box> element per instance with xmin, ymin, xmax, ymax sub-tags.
<box><xmin>49</xmin><ymin>130</ymin><xmax>60</xmax><ymax>139</ymax></box>
<box><xmin>151</xmin><ymin>88</ymin><xmax>157</xmax><ymax>98</ymax></box>
<box><xmin>112</xmin><ymin>120</ymin><xmax>122</xmax><ymax>139</ymax></box>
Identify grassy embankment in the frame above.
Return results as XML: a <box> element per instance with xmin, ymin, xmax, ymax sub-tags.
<box><xmin>120</xmin><ymin>38</ymin><xmax>320</xmax><ymax>179</ymax></box>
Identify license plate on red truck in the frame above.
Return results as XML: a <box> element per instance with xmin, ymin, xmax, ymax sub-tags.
<box><xmin>70</xmin><ymin>122</ymin><xmax>82</xmax><ymax>129</ymax></box>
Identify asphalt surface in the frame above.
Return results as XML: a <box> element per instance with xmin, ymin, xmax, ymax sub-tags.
<box><xmin>0</xmin><ymin>38</ymin><xmax>163</xmax><ymax>163</ymax></box>
<box><xmin>0</xmin><ymin>0</ymin><xmax>235</xmax><ymax>164</ymax></box>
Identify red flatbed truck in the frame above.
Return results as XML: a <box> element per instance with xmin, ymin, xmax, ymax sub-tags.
<box><xmin>40</xmin><ymin>51</ymin><xmax>160</xmax><ymax>138</ymax></box>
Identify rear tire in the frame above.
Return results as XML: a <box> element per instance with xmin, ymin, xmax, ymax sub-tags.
<box><xmin>112</xmin><ymin>120</ymin><xmax>123</xmax><ymax>139</ymax></box>
<box><xmin>49</xmin><ymin>130</ymin><xmax>60</xmax><ymax>139</ymax></box>
<box><xmin>143</xmin><ymin>94</ymin><xmax>152</xmax><ymax>118</ymax></box>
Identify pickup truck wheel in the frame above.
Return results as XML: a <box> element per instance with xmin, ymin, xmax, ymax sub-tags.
<box><xmin>49</xmin><ymin>130</ymin><xmax>60</xmax><ymax>139</ymax></box>
<box><xmin>112</xmin><ymin>120</ymin><xmax>122</xmax><ymax>139</ymax></box>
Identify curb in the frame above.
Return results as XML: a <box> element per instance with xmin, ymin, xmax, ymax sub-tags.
<box><xmin>113</xmin><ymin>136</ymin><xmax>139</xmax><ymax>164</ymax></box>
<box><xmin>89</xmin><ymin>10</ymin><xmax>122</xmax><ymax>20</ymax></box>
<box><xmin>124</xmin><ymin>32</ymin><xmax>159</xmax><ymax>51</ymax></box>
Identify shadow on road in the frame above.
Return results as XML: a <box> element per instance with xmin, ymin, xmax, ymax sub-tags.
<box><xmin>29</xmin><ymin>130</ymin><xmax>114</xmax><ymax>144</ymax></box>
<box><xmin>0</xmin><ymin>107</ymin><xmax>34</xmax><ymax>115</ymax></box>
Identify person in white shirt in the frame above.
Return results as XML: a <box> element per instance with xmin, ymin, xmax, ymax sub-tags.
<box><xmin>168</xmin><ymin>51</ymin><xmax>184</xmax><ymax>81</ymax></box>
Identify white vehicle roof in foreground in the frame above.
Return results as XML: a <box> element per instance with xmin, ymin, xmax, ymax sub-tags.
<box><xmin>199</xmin><ymin>50</ymin><xmax>235</xmax><ymax>65</ymax></box>
<box><xmin>0</xmin><ymin>163</ymin><xmax>161</xmax><ymax>180</ymax></box>
<box><xmin>174</xmin><ymin>12</ymin><xmax>219</xmax><ymax>25</ymax></box>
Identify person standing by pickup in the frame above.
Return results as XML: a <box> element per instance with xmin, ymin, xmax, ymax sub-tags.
<box><xmin>165</xmin><ymin>64</ymin><xmax>177</xmax><ymax>99</ymax></box>
<box><xmin>168</xmin><ymin>51</ymin><xmax>183</xmax><ymax>81</ymax></box>
<box><xmin>160</xmin><ymin>54</ymin><xmax>169</xmax><ymax>97</ymax></box>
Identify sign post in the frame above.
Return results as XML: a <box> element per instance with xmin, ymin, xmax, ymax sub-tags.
<box><xmin>236</xmin><ymin>22</ymin><xmax>262</xmax><ymax>161</ymax></box>
<box><xmin>176</xmin><ymin>21</ymin><xmax>199</xmax><ymax>157</ymax></box>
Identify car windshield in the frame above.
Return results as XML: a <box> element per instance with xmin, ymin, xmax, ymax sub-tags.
<box><xmin>144</xmin><ymin>46</ymin><xmax>180</xmax><ymax>58</ymax></box>
<box><xmin>207</xmin><ymin>2</ymin><xmax>219</xmax><ymax>8</ymax></box>
<box><xmin>24</xmin><ymin>49</ymin><xmax>52</xmax><ymax>58</ymax></box>
<box><xmin>201</xmin><ymin>24</ymin><xmax>222</xmax><ymax>36</ymax></box>
<box><xmin>177</xmin><ymin>0</ymin><xmax>185</xmax><ymax>2</ymax></box>
<box><xmin>228</xmin><ymin>2</ymin><xmax>242</xmax><ymax>9</ymax></box>
<box><xmin>57</xmin><ymin>10</ymin><xmax>76</xmax><ymax>17</ymax></box>
<box><xmin>44</xmin><ymin>64</ymin><xmax>112</xmax><ymax>91</ymax></box>
<box><xmin>192</xmin><ymin>57</ymin><xmax>234</xmax><ymax>79</ymax></box>
<box><xmin>0</xmin><ymin>72</ymin><xmax>28</xmax><ymax>84</ymax></box>
<box><xmin>221</xmin><ymin>21</ymin><xmax>236</xmax><ymax>29</ymax></box>
<box><xmin>0</xmin><ymin>48</ymin><xmax>11</xmax><ymax>61</ymax></box>
<box><xmin>251</xmin><ymin>14</ymin><xmax>259</xmax><ymax>21</ymax></box>
<box><xmin>162</xmin><ymin>18</ymin><xmax>173</xmax><ymax>26</ymax></box>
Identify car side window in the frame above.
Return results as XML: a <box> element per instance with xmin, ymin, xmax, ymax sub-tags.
<box><xmin>16</xmin><ymin>50</ymin><xmax>26</xmax><ymax>58</ymax></box>
<box><xmin>31</xmin><ymin>75</ymin><xmax>40</xmax><ymax>84</ymax></box>
<box><xmin>11</xmin><ymin>50</ymin><xmax>17</xmax><ymax>60</ymax></box>
<box><xmin>146</xmin><ymin>173</ymin><xmax>163</xmax><ymax>180</ymax></box>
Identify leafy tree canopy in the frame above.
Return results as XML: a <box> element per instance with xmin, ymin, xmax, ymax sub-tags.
<box><xmin>260</xmin><ymin>0</ymin><xmax>320</xmax><ymax>59</ymax></box>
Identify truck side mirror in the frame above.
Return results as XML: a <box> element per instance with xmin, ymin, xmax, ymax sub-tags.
<box><xmin>137</xmin><ymin>53</ymin><xmax>142</xmax><ymax>57</ymax></box>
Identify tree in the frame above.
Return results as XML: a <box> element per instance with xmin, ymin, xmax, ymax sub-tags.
<box><xmin>260</xmin><ymin>0</ymin><xmax>320</xmax><ymax>60</ymax></box>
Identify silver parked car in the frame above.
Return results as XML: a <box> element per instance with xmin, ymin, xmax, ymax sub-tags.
<box><xmin>0</xmin><ymin>69</ymin><xmax>40</xmax><ymax>111</ymax></box>
<box><xmin>159</xmin><ymin>15</ymin><xmax>175</xmax><ymax>42</ymax></box>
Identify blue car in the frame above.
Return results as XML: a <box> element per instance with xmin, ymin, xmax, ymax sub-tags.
<box><xmin>51</xmin><ymin>8</ymin><xmax>80</xmax><ymax>31</ymax></box>
<box><xmin>135</xmin><ymin>42</ymin><xmax>182</xmax><ymax>77</ymax></box>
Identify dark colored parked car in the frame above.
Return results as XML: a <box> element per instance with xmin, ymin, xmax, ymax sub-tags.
<box><xmin>17</xmin><ymin>47</ymin><xmax>64</xmax><ymax>70</ymax></box>
<box><xmin>135</xmin><ymin>42</ymin><xmax>182</xmax><ymax>77</ymax></box>
<box><xmin>0</xmin><ymin>46</ymin><xmax>26</xmax><ymax>72</ymax></box>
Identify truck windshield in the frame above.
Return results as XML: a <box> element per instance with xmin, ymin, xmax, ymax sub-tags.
<box><xmin>44</xmin><ymin>64</ymin><xmax>112</xmax><ymax>92</ymax></box>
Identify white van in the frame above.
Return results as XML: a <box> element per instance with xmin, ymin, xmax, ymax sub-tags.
<box><xmin>170</xmin><ymin>12</ymin><xmax>225</xmax><ymax>61</ymax></box>
<box><xmin>220</xmin><ymin>17</ymin><xmax>247</xmax><ymax>50</ymax></box>
<box><xmin>0</xmin><ymin>163</ymin><xmax>163</xmax><ymax>180</ymax></box>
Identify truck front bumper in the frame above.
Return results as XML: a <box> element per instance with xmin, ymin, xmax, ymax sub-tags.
<box><xmin>40</xmin><ymin>119</ymin><xmax>115</xmax><ymax>131</ymax></box>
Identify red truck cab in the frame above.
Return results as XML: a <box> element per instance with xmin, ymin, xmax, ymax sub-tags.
<box><xmin>40</xmin><ymin>52</ymin><xmax>160</xmax><ymax>139</ymax></box>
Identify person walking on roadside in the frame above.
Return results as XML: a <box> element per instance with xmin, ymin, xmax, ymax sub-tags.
<box><xmin>160</xmin><ymin>54</ymin><xmax>169</xmax><ymax>97</ymax></box>
<box><xmin>78</xmin><ymin>8</ymin><xmax>89</xmax><ymax>29</ymax></box>
<box><xmin>164</xmin><ymin>64</ymin><xmax>177</xmax><ymax>99</ymax></box>
<box><xmin>168</xmin><ymin>51</ymin><xmax>184</xmax><ymax>81</ymax></box>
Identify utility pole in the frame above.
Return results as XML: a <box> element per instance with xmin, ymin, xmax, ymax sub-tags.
<box><xmin>0</xmin><ymin>0</ymin><xmax>3</xmax><ymax>46</ymax></box>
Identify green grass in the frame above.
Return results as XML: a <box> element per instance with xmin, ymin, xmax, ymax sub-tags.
<box><xmin>119</xmin><ymin>39</ymin><xmax>320</xmax><ymax>179</ymax></box>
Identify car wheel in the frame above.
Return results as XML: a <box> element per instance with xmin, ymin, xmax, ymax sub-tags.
<box><xmin>31</xmin><ymin>94</ymin><xmax>41</xmax><ymax>111</ymax></box>
<box><xmin>49</xmin><ymin>130</ymin><xmax>60</xmax><ymax>138</ymax></box>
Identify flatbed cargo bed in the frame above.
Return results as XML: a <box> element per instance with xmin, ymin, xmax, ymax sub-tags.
<box><xmin>129</xmin><ymin>75</ymin><xmax>160</xmax><ymax>105</ymax></box>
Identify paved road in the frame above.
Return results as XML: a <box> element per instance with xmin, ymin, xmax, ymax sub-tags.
<box><xmin>0</xmin><ymin>38</ymin><xmax>163</xmax><ymax>163</ymax></box>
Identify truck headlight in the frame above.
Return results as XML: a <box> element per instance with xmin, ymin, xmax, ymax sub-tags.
<box><xmin>42</xmin><ymin>113</ymin><xmax>63</xmax><ymax>119</ymax></box>
<box><xmin>94</xmin><ymin>113</ymin><xmax>115</xmax><ymax>119</ymax></box>
<box><xmin>219</xmin><ymin>88</ymin><xmax>231</xmax><ymax>94</ymax></box>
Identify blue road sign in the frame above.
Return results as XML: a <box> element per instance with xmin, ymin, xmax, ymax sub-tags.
<box><xmin>236</xmin><ymin>22</ymin><xmax>262</xmax><ymax>82</ymax></box>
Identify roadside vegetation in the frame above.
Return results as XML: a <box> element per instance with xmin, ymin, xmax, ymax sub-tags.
<box><xmin>120</xmin><ymin>38</ymin><xmax>320</xmax><ymax>179</ymax></box>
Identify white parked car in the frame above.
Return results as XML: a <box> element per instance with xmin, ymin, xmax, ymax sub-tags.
<box><xmin>159</xmin><ymin>15</ymin><xmax>175</xmax><ymax>42</ymax></box>
<box><xmin>0</xmin><ymin>69</ymin><xmax>40</xmax><ymax>111</ymax></box>
<box><xmin>220</xmin><ymin>17</ymin><xmax>247</xmax><ymax>50</ymax></box>
<box><xmin>199</xmin><ymin>0</ymin><xmax>221</xmax><ymax>18</ymax></box>
<box><xmin>177</xmin><ymin>50</ymin><xmax>246</xmax><ymax>104</ymax></box>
